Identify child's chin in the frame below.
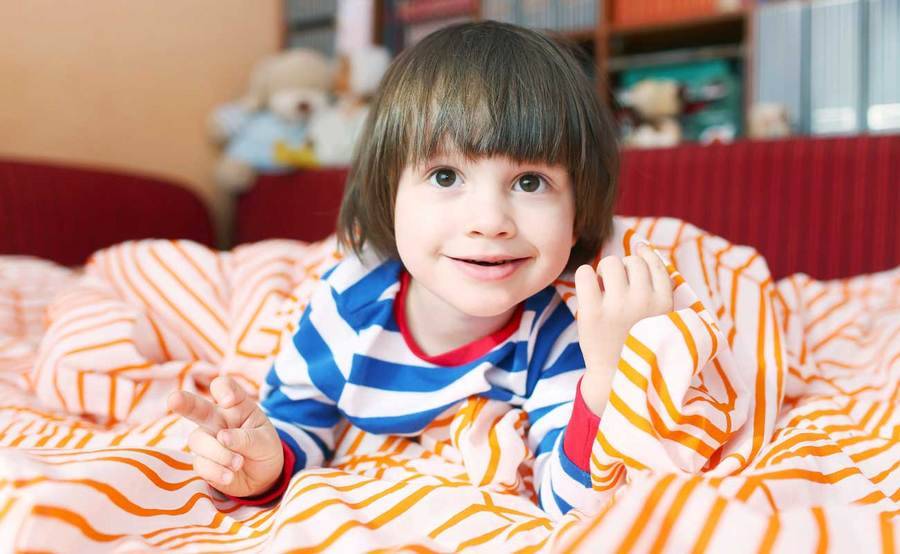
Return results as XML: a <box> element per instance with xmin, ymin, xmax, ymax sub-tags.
<box><xmin>449</xmin><ymin>294</ymin><xmax>519</xmax><ymax>319</ymax></box>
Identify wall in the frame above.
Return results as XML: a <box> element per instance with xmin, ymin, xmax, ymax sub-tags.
<box><xmin>0</xmin><ymin>1</ymin><xmax>282</xmax><ymax>242</ymax></box>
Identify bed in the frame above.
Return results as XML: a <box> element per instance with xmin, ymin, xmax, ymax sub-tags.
<box><xmin>0</xmin><ymin>138</ymin><xmax>897</xmax><ymax>552</ymax></box>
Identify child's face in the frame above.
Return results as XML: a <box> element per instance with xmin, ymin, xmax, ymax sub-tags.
<box><xmin>394</xmin><ymin>151</ymin><xmax>576</xmax><ymax>318</ymax></box>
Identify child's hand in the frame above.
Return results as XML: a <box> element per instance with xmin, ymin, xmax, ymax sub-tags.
<box><xmin>168</xmin><ymin>376</ymin><xmax>284</xmax><ymax>498</ymax></box>
<box><xmin>574</xmin><ymin>243</ymin><xmax>674</xmax><ymax>415</ymax></box>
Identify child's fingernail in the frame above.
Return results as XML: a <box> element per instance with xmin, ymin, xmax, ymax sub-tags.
<box><xmin>218</xmin><ymin>432</ymin><xmax>229</xmax><ymax>446</ymax></box>
<box><xmin>231</xmin><ymin>455</ymin><xmax>243</xmax><ymax>471</ymax></box>
<box><xmin>220</xmin><ymin>395</ymin><xmax>233</xmax><ymax>405</ymax></box>
<box><xmin>222</xmin><ymin>470</ymin><xmax>233</xmax><ymax>484</ymax></box>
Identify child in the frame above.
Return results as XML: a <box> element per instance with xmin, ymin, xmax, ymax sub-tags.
<box><xmin>168</xmin><ymin>21</ymin><xmax>673</xmax><ymax>518</ymax></box>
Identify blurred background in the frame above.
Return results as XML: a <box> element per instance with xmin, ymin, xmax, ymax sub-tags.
<box><xmin>0</xmin><ymin>0</ymin><xmax>897</xmax><ymax>280</ymax></box>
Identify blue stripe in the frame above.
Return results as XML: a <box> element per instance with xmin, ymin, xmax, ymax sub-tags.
<box><xmin>524</xmin><ymin>286</ymin><xmax>557</xmax><ymax>329</ymax></box>
<box><xmin>382</xmin><ymin>311</ymin><xmax>400</xmax><ymax>332</ymax></box>
<box><xmin>344</xmin><ymin>403</ymin><xmax>453</xmax><ymax>435</ymax></box>
<box><xmin>540</xmin><ymin>342</ymin><xmax>585</xmax><ymax>379</ymax></box>
<box><xmin>321</xmin><ymin>264</ymin><xmax>338</xmax><ymax>280</ymax></box>
<box><xmin>262</xmin><ymin>391</ymin><xmax>341</xmax><ymax>429</ymax></box>
<box><xmin>536</xmin><ymin>427</ymin><xmax>563</xmax><ymax>457</ymax></box>
<box><xmin>293</xmin><ymin>307</ymin><xmax>346</xmax><ymax>401</ymax></box>
<box><xmin>274</xmin><ymin>428</ymin><xmax>308</xmax><ymax>475</ymax></box>
<box><xmin>510</xmin><ymin>339</ymin><xmax>530</xmax><ymax>376</ymax></box>
<box><xmin>558</xmin><ymin>439</ymin><xmax>592</xmax><ymax>487</ymax></box>
<box><xmin>347</xmin><ymin>341</ymin><xmax>521</xmax><ymax>392</ymax></box>
<box><xmin>527</xmin><ymin>401</ymin><xmax>567</xmax><ymax>426</ymax></box>
<box><xmin>525</xmin><ymin>300</ymin><xmax>575</xmax><ymax>396</ymax></box>
<box><xmin>332</xmin><ymin>260</ymin><xmax>401</xmax><ymax>317</ymax></box>
<box><xmin>481</xmin><ymin>386</ymin><xmax>514</xmax><ymax>402</ymax></box>
<box><xmin>551</xmin><ymin>489</ymin><xmax>574</xmax><ymax>515</ymax></box>
<box><xmin>305</xmin><ymin>427</ymin><xmax>332</xmax><ymax>460</ymax></box>
<box><xmin>352</xmin><ymin>297</ymin><xmax>395</xmax><ymax>331</ymax></box>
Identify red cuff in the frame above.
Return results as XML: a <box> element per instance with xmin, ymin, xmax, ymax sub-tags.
<box><xmin>562</xmin><ymin>377</ymin><xmax>602</xmax><ymax>472</ymax></box>
<box><xmin>226</xmin><ymin>439</ymin><xmax>295</xmax><ymax>506</ymax></box>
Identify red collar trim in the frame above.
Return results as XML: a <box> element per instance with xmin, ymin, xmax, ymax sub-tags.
<box><xmin>393</xmin><ymin>270</ymin><xmax>523</xmax><ymax>366</ymax></box>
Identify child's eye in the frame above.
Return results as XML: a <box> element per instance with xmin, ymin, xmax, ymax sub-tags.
<box><xmin>513</xmin><ymin>173</ymin><xmax>547</xmax><ymax>193</ymax></box>
<box><xmin>429</xmin><ymin>168</ymin><xmax>458</xmax><ymax>188</ymax></box>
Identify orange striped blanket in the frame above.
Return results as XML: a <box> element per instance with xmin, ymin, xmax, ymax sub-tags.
<box><xmin>0</xmin><ymin>216</ymin><xmax>897</xmax><ymax>552</ymax></box>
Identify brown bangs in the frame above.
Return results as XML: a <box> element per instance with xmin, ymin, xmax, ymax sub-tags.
<box><xmin>338</xmin><ymin>21</ymin><xmax>620</xmax><ymax>272</ymax></box>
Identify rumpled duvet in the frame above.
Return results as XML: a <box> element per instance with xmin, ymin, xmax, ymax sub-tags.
<box><xmin>0</xmin><ymin>216</ymin><xmax>896</xmax><ymax>553</ymax></box>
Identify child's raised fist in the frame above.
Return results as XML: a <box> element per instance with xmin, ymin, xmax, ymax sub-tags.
<box><xmin>168</xmin><ymin>376</ymin><xmax>284</xmax><ymax>498</ymax></box>
<box><xmin>573</xmin><ymin>243</ymin><xmax>674</xmax><ymax>415</ymax></box>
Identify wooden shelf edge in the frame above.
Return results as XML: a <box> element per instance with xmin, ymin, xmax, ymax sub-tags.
<box><xmin>607</xmin><ymin>43</ymin><xmax>746</xmax><ymax>72</ymax></box>
<box><xmin>603</xmin><ymin>10</ymin><xmax>747</xmax><ymax>37</ymax></box>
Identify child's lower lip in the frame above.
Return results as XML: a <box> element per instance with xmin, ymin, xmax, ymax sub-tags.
<box><xmin>448</xmin><ymin>257</ymin><xmax>528</xmax><ymax>281</ymax></box>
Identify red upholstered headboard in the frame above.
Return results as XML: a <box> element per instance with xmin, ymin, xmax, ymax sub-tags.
<box><xmin>235</xmin><ymin>135</ymin><xmax>899</xmax><ymax>280</ymax></box>
<box><xmin>0</xmin><ymin>158</ymin><xmax>215</xmax><ymax>266</ymax></box>
<box><xmin>615</xmin><ymin>135</ymin><xmax>899</xmax><ymax>280</ymax></box>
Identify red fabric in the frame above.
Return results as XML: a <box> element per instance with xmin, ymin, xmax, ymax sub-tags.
<box><xmin>0</xmin><ymin>158</ymin><xmax>215</xmax><ymax>266</ymax></box>
<box><xmin>563</xmin><ymin>377</ymin><xmax>602</xmax><ymax>472</ymax></box>
<box><xmin>233</xmin><ymin>135</ymin><xmax>900</xmax><ymax>280</ymax></box>
<box><xmin>235</xmin><ymin>168</ymin><xmax>349</xmax><ymax>244</ymax></box>
<box><xmin>615</xmin><ymin>135</ymin><xmax>900</xmax><ymax>280</ymax></box>
<box><xmin>226</xmin><ymin>439</ymin><xmax>295</xmax><ymax>506</ymax></box>
<box><xmin>394</xmin><ymin>269</ymin><xmax>524</xmax><ymax>366</ymax></box>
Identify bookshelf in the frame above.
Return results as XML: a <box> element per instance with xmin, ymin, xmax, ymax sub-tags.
<box><xmin>377</xmin><ymin>0</ymin><xmax>753</xmax><ymax>140</ymax></box>
<box><xmin>283</xmin><ymin>0</ymin><xmax>339</xmax><ymax>55</ymax></box>
<box><xmin>302</xmin><ymin>0</ymin><xmax>898</xmax><ymax>139</ymax></box>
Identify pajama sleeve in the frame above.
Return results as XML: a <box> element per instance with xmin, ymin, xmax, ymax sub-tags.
<box><xmin>257</xmin><ymin>283</ymin><xmax>346</xmax><ymax>477</ymax></box>
<box><xmin>233</xmin><ymin>275</ymin><xmax>350</xmax><ymax>509</ymax></box>
<box><xmin>521</xmin><ymin>301</ymin><xmax>607</xmax><ymax>519</ymax></box>
<box><xmin>227</xmin><ymin>293</ymin><xmax>344</xmax><ymax>505</ymax></box>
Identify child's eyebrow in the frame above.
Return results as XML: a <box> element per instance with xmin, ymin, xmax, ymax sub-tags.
<box><xmin>421</xmin><ymin>149</ymin><xmax>466</xmax><ymax>166</ymax></box>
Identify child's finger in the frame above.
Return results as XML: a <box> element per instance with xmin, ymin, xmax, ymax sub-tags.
<box><xmin>188</xmin><ymin>428</ymin><xmax>244</xmax><ymax>472</ymax></box>
<box><xmin>193</xmin><ymin>452</ymin><xmax>237</xmax><ymax>489</ymax></box>
<box><xmin>622</xmin><ymin>254</ymin><xmax>651</xmax><ymax>292</ymax></box>
<box><xmin>209</xmin><ymin>376</ymin><xmax>262</xmax><ymax>429</ymax></box>
<box><xmin>574</xmin><ymin>264</ymin><xmax>603</xmax><ymax>316</ymax></box>
<box><xmin>638</xmin><ymin>244</ymin><xmax>673</xmax><ymax>292</ymax></box>
<box><xmin>209</xmin><ymin>375</ymin><xmax>248</xmax><ymax>410</ymax></box>
<box><xmin>597</xmin><ymin>255</ymin><xmax>627</xmax><ymax>291</ymax></box>
<box><xmin>218</xmin><ymin>427</ymin><xmax>276</xmax><ymax>460</ymax></box>
<box><xmin>167</xmin><ymin>390</ymin><xmax>227</xmax><ymax>435</ymax></box>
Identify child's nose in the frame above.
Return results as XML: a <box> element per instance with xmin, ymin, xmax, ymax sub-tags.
<box><xmin>465</xmin><ymin>191</ymin><xmax>516</xmax><ymax>239</ymax></box>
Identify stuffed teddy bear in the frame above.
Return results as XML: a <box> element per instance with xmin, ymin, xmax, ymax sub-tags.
<box><xmin>618</xmin><ymin>79</ymin><xmax>684</xmax><ymax>149</ymax></box>
<box><xmin>274</xmin><ymin>46</ymin><xmax>392</xmax><ymax>169</ymax></box>
<box><xmin>209</xmin><ymin>48</ymin><xmax>334</xmax><ymax>192</ymax></box>
<box><xmin>748</xmin><ymin>103</ymin><xmax>792</xmax><ymax>140</ymax></box>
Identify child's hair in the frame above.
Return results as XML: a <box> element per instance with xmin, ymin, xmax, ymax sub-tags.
<box><xmin>337</xmin><ymin>20</ymin><xmax>620</xmax><ymax>272</ymax></box>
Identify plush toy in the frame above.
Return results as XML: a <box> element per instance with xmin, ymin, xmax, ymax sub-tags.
<box><xmin>619</xmin><ymin>79</ymin><xmax>684</xmax><ymax>149</ymax></box>
<box><xmin>748</xmin><ymin>103</ymin><xmax>792</xmax><ymax>140</ymax></box>
<box><xmin>209</xmin><ymin>48</ymin><xmax>334</xmax><ymax>192</ymax></box>
<box><xmin>275</xmin><ymin>46</ymin><xmax>392</xmax><ymax>169</ymax></box>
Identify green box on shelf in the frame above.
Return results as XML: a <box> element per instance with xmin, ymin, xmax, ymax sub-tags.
<box><xmin>621</xmin><ymin>59</ymin><xmax>743</xmax><ymax>142</ymax></box>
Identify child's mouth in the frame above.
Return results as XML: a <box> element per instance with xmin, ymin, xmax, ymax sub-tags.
<box><xmin>448</xmin><ymin>256</ymin><xmax>528</xmax><ymax>281</ymax></box>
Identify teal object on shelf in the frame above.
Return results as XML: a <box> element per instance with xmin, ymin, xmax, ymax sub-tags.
<box><xmin>621</xmin><ymin>59</ymin><xmax>743</xmax><ymax>142</ymax></box>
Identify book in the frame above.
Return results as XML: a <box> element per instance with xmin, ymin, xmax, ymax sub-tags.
<box><xmin>809</xmin><ymin>0</ymin><xmax>865</xmax><ymax>135</ymax></box>
<box><xmin>285</xmin><ymin>0</ymin><xmax>338</xmax><ymax>26</ymax></box>
<box><xmin>867</xmin><ymin>0</ymin><xmax>900</xmax><ymax>132</ymax></box>
<box><xmin>754</xmin><ymin>1</ymin><xmax>809</xmax><ymax>134</ymax></box>
<box><xmin>481</xmin><ymin>0</ymin><xmax>517</xmax><ymax>24</ymax></box>
<box><xmin>396</xmin><ymin>0</ymin><xmax>476</xmax><ymax>23</ymax></box>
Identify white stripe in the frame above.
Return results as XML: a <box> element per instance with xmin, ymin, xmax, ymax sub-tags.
<box><xmin>358</xmin><ymin>326</ymin><xmax>439</xmax><ymax>367</ymax></box>
<box><xmin>270</xmin><ymin>418</ymin><xmax>332</xmax><ymax>468</ymax></box>
<box><xmin>339</xmin><ymin>364</ymin><xmax>493</xmax><ymax>418</ymax></box>
<box><xmin>545</xmin><ymin>447</ymin><xmax>601</xmax><ymax>512</ymax></box>
<box><xmin>523</xmin><ymin>370</ymin><xmax>582</xmax><ymax>413</ymax></box>
<box><xmin>526</xmin><ymin>402</ymin><xmax>573</xmax><ymax>452</ymax></box>
<box><xmin>309</xmin><ymin>283</ymin><xmax>357</xmax><ymax>379</ymax></box>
